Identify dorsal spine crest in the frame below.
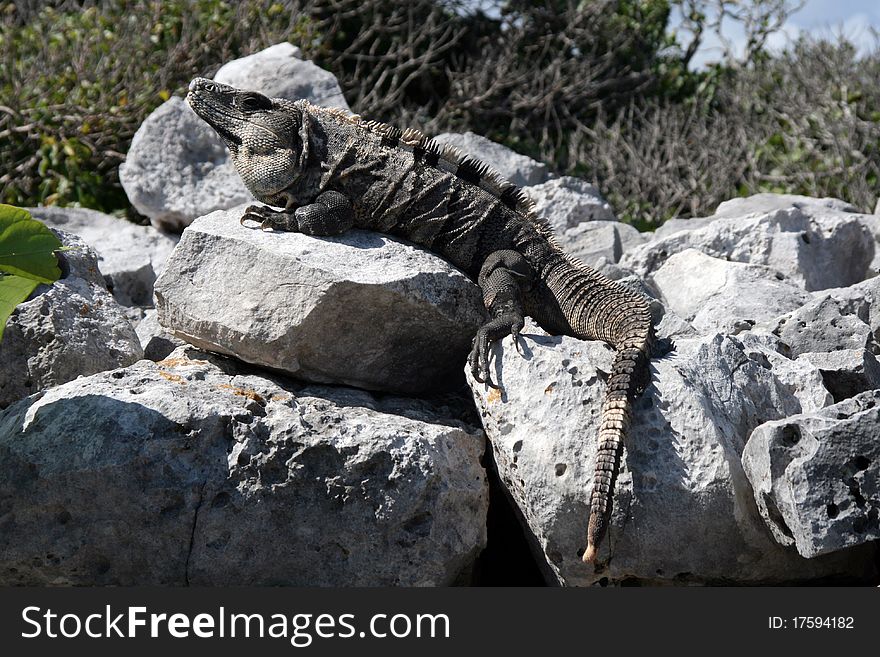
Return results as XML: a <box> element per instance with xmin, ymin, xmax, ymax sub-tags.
<box><xmin>305</xmin><ymin>101</ymin><xmax>554</xmax><ymax>239</ymax></box>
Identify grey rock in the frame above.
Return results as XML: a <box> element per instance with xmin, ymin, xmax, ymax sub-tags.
<box><xmin>713</xmin><ymin>193</ymin><xmax>858</xmax><ymax>218</ymax></box>
<box><xmin>654</xmin><ymin>310</ymin><xmax>698</xmax><ymax>342</ymax></box>
<box><xmin>622</xmin><ymin>203</ymin><xmax>874</xmax><ymax>291</ymax></box>
<box><xmin>650</xmin><ymin>249</ymin><xmax>810</xmax><ymax>335</ymax></box>
<box><xmin>558</xmin><ymin>221</ymin><xmax>645</xmax><ymax>266</ymax></box>
<box><xmin>213</xmin><ymin>43</ymin><xmax>349</xmax><ymax>111</ymax></box>
<box><xmin>136</xmin><ymin>309</ymin><xmax>185</xmax><ymax>361</ymax></box>
<box><xmin>651</xmin><ymin>215</ymin><xmax>716</xmax><ymax>240</ymax></box>
<box><xmin>0</xmin><ymin>231</ymin><xmax>143</xmax><ymax>409</ymax></box>
<box><xmin>120</xmin><ymin>44</ymin><xmax>349</xmax><ymax>231</ymax></box>
<box><xmin>122</xmin><ymin>305</ymin><xmax>147</xmax><ymax>329</ymax></box>
<box><xmin>714</xmin><ymin>193</ymin><xmax>880</xmax><ymax>278</ymax></box>
<box><xmin>795</xmin><ymin>349</ymin><xmax>880</xmax><ymax>404</ymax></box>
<box><xmin>743</xmin><ymin>390</ymin><xmax>880</xmax><ymax>558</ymax></box>
<box><xmin>820</xmin><ymin>276</ymin><xmax>880</xmax><ymax>343</ymax></box>
<box><xmin>738</xmin><ymin>332</ymin><xmax>834</xmax><ymax>413</ymax></box>
<box><xmin>466</xmin><ymin>321</ymin><xmax>873</xmax><ymax>585</ymax></box>
<box><xmin>615</xmin><ymin>222</ymin><xmax>648</xmax><ymax>255</ymax></box>
<box><xmin>28</xmin><ymin>206</ymin><xmax>178</xmax><ymax>307</ymax></box>
<box><xmin>119</xmin><ymin>97</ymin><xmax>254</xmax><ymax>232</ymax></box>
<box><xmin>560</xmin><ymin>222</ymin><xmax>619</xmax><ymax>265</ymax></box>
<box><xmin>0</xmin><ymin>347</ymin><xmax>488</xmax><ymax>586</ymax></box>
<box><xmin>525</xmin><ymin>177</ymin><xmax>617</xmax><ymax>230</ymax></box>
<box><xmin>432</xmin><ymin>132</ymin><xmax>549</xmax><ymax>187</ymax></box>
<box><xmin>155</xmin><ymin>207</ymin><xmax>485</xmax><ymax>395</ymax></box>
<box><xmin>770</xmin><ymin>294</ymin><xmax>875</xmax><ymax>358</ymax></box>
<box><xmin>595</xmin><ymin>258</ymin><xmax>637</xmax><ymax>282</ymax></box>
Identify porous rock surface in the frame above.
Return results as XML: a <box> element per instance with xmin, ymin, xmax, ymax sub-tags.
<box><xmin>651</xmin><ymin>248</ymin><xmax>810</xmax><ymax>334</ymax></box>
<box><xmin>743</xmin><ymin>390</ymin><xmax>880</xmax><ymax>558</ymax></box>
<box><xmin>154</xmin><ymin>207</ymin><xmax>486</xmax><ymax>395</ymax></box>
<box><xmin>28</xmin><ymin>206</ymin><xmax>178</xmax><ymax>307</ymax></box>
<box><xmin>623</xmin><ymin>199</ymin><xmax>874</xmax><ymax>291</ymax></box>
<box><xmin>0</xmin><ymin>231</ymin><xmax>143</xmax><ymax>409</ymax></box>
<box><xmin>120</xmin><ymin>43</ymin><xmax>350</xmax><ymax>231</ymax></box>
<box><xmin>467</xmin><ymin>321</ymin><xmax>876</xmax><ymax>585</ymax></box>
<box><xmin>0</xmin><ymin>347</ymin><xmax>488</xmax><ymax>586</ymax></box>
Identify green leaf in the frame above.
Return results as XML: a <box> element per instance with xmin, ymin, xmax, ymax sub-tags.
<box><xmin>0</xmin><ymin>204</ymin><xmax>63</xmax><ymax>283</ymax></box>
<box><xmin>0</xmin><ymin>272</ymin><xmax>41</xmax><ymax>342</ymax></box>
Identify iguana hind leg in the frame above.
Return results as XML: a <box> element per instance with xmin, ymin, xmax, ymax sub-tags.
<box><xmin>468</xmin><ymin>250</ymin><xmax>532</xmax><ymax>388</ymax></box>
<box><xmin>241</xmin><ymin>190</ymin><xmax>354</xmax><ymax>235</ymax></box>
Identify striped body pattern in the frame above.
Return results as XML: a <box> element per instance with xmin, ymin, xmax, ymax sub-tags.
<box><xmin>186</xmin><ymin>78</ymin><xmax>655</xmax><ymax>564</ymax></box>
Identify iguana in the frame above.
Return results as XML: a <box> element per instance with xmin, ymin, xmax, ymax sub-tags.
<box><xmin>186</xmin><ymin>77</ymin><xmax>655</xmax><ymax>564</ymax></box>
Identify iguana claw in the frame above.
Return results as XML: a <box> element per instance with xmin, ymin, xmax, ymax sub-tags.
<box><xmin>240</xmin><ymin>204</ymin><xmax>298</xmax><ymax>231</ymax></box>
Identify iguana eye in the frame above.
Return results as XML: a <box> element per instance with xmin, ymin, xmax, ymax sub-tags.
<box><xmin>239</xmin><ymin>93</ymin><xmax>272</xmax><ymax>112</ymax></box>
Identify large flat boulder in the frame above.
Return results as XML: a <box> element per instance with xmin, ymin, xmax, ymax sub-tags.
<box><xmin>0</xmin><ymin>347</ymin><xmax>488</xmax><ymax>586</ymax></box>
<box><xmin>0</xmin><ymin>230</ymin><xmax>143</xmax><ymax>409</ymax></box>
<box><xmin>622</xmin><ymin>201</ymin><xmax>875</xmax><ymax>291</ymax></box>
<box><xmin>651</xmin><ymin>249</ymin><xmax>810</xmax><ymax>334</ymax></box>
<box><xmin>154</xmin><ymin>207</ymin><xmax>486</xmax><ymax>395</ymax></box>
<box><xmin>743</xmin><ymin>390</ymin><xmax>880</xmax><ymax>559</ymax></box>
<box><xmin>28</xmin><ymin>206</ymin><xmax>178</xmax><ymax>307</ymax></box>
<box><xmin>466</xmin><ymin>320</ymin><xmax>875</xmax><ymax>585</ymax></box>
<box><xmin>120</xmin><ymin>43</ymin><xmax>350</xmax><ymax>231</ymax></box>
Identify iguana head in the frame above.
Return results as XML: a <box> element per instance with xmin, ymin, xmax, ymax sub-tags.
<box><xmin>186</xmin><ymin>78</ymin><xmax>311</xmax><ymax>205</ymax></box>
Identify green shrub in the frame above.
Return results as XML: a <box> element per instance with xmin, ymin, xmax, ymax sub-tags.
<box><xmin>0</xmin><ymin>0</ymin><xmax>311</xmax><ymax>216</ymax></box>
<box><xmin>3</xmin><ymin>1</ymin><xmax>878</xmax><ymax>230</ymax></box>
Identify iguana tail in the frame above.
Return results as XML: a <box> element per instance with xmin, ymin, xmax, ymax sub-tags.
<box><xmin>583</xmin><ymin>338</ymin><xmax>651</xmax><ymax>563</ymax></box>
<box><xmin>540</xmin><ymin>255</ymin><xmax>653</xmax><ymax>563</ymax></box>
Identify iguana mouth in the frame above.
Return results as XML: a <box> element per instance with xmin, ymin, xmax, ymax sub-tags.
<box><xmin>185</xmin><ymin>90</ymin><xmax>243</xmax><ymax>146</ymax></box>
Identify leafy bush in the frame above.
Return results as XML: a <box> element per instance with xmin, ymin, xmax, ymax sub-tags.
<box><xmin>2</xmin><ymin>0</ymin><xmax>878</xmax><ymax>229</ymax></box>
<box><xmin>0</xmin><ymin>0</ymin><xmax>310</xmax><ymax>215</ymax></box>
<box><xmin>0</xmin><ymin>204</ymin><xmax>62</xmax><ymax>342</ymax></box>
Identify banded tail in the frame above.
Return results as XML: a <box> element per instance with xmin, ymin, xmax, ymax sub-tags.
<box><xmin>540</xmin><ymin>254</ymin><xmax>654</xmax><ymax>563</ymax></box>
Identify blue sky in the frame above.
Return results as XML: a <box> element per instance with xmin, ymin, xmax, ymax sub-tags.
<box><xmin>687</xmin><ymin>0</ymin><xmax>880</xmax><ymax>67</ymax></box>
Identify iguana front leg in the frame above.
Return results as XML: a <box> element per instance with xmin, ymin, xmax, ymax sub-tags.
<box><xmin>241</xmin><ymin>190</ymin><xmax>355</xmax><ymax>235</ymax></box>
<box><xmin>468</xmin><ymin>250</ymin><xmax>532</xmax><ymax>388</ymax></box>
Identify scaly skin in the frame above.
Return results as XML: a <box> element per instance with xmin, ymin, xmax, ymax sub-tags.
<box><xmin>186</xmin><ymin>77</ymin><xmax>655</xmax><ymax>564</ymax></box>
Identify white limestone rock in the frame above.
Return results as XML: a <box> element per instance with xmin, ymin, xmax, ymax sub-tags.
<box><xmin>650</xmin><ymin>249</ymin><xmax>810</xmax><ymax>335</ymax></box>
<box><xmin>154</xmin><ymin>207</ymin><xmax>486</xmax><ymax>395</ymax></box>
<box><xmin>622</xmin><ymin>201</ymin><xmax>875</xmax><ymax>291</ymax></box>
<box><xmin>120</xmin><ymin>44</ymin><xmax>349</xmax><ymax>231</ymax></box>
<box><xmin>712</xmin><ymin>193</ymin><xmax>858</xmax><ymax>218</ymax></box>
<box><xmin>0</xmin><ymin>347</ymin><xmax>488</xmax><ymax>586</ymax></box>
<box><xmin>651</xmin><ymin>215</ymin><xmax>716</xmax><ymax>239</ymax></box>
<box><xmin>795</xmin><ymin>349</ymin><xmax>880</xmax><ymax>404</ymax></box>
<box><xmin>713</xmin><ymin>193</ymin><xmax>880</xmax><ymax>276</ymax></box>
<box><xmin>431</xmin><ymin>132</ymin><xmax>550</xmax><ymax>187</ymax></box>
<box><xmin>737</xmin><ymin>332</ymin><xmax>834</xmax><ymax>413</ymax></box>
<box><xmin>769</xmin><ymin>293</ymin><xmax>876</xmax><ymax>358</ymax></box>
<box><xmin>213</xmin><ymin>43</ymin><xmax>349</xmax><ymax>111</ymax></box>
<box><xmin>743</xmin><ymin>390</ymin><xmax>880</xmax><ymax>558</ymax></box>
<box><xmin>556</xmin><ymin>220</ymin><xmax>645</xmax><ymax>266</ymax></box>
<box><xmin>818</xmin><ymin>276</ymin><xmax>880</xmax><ymax>346</ymax></box>
<box><xmin>525</xmin><ymin>177</ymin><xmax>617</xmax><ymax>230</ymax></box>
<box><xmin>0</xmin><ymin>231</ymin><xmax>143</xmax><ymax>409</ymax></box>
<box><xmin>136</xmin><ymin>308</ymin><xmax>185</xmax><ymax>361</ymax></box>
<box><xmin>28</xmin><ymin>206</ymin><xmax>178</xmax><ymax>307</ymax></box>
<box><xmin>466</xmin><ymin>321</ymin><xmax>874</xmax><ymax>585</ymax></box>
